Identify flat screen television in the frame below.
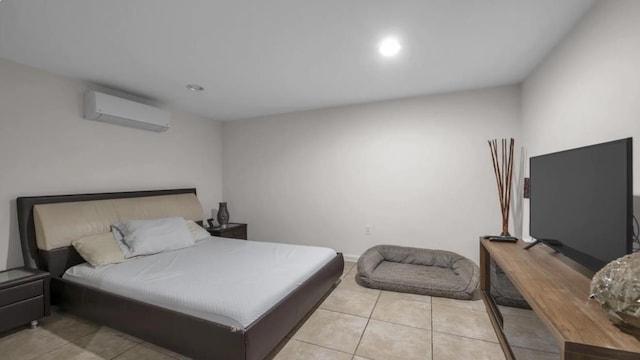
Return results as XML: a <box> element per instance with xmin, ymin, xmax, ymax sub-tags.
<box><xmin>529</xmin><ymin>138</ymin><xmax>633</xmax><ymax>272</ymax></box>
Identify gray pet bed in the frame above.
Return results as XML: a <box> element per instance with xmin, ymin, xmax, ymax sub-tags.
<box><xmin>490</xmin><ymin>259</ymin><xmax>530</xmax><ymax>309</ymax></box>
<box><xmin>356</xmin><ymin>245</ymin><xmax>480</xmax><ymax>300</ymax></box>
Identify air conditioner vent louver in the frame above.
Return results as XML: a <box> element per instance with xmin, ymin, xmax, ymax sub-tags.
<box><xmin>83</xmin><ymin>91</ymin><xmax>171</xmax><ymax>132</ymax></box>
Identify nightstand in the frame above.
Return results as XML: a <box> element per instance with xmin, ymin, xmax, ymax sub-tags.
<box><xmin>0</xmin><ymin>267</ymin><xmax>50</xmax><ymax>332</ymax></box>
<box><xmin>207</xmin><ymin>223</ymin><xmax>247</xmax><ymax>240</ymax></box>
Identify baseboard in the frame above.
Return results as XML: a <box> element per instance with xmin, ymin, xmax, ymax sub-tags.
<box><xmin>343</xmin><ymin>254</ymin><xmax>360</xmax><ymax>263</ymax></box>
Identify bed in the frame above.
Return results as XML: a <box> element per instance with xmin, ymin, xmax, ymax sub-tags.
<box><xmin>17</xmin><ymin>188</ymin><xmax>344</xmax><ymax>360</ymax></box>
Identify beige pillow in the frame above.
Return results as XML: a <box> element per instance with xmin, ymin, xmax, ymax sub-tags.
<box><xmin>72</xmin><ymin>233</ymin><xmax>125</xmax><ymax>267</ymax></box>
<box><xmin>187</xmin><ymin>220</ymin><xmax>210</xmax><ymax>241</ymax></box>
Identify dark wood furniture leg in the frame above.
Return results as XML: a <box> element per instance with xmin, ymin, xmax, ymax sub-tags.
<box><xmin>480</xmin><ymin>240</ymin><xmax>514</xmax><ymax>360</ymax></box>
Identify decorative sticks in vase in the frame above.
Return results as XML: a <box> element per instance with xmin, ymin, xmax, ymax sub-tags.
<box><xmin>488</xmin><ymin>138</ymin><xmax>515</xmax><ymax>237</ymax></box>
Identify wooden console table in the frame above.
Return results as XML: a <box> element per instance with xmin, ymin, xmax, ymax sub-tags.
<box><xmin>480</xmin><ymin>238</ymin><xmax>640</xmax><ymax>360</ymax></box>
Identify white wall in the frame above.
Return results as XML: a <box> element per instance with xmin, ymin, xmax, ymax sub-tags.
<box><xmin>222</xmin><ymin>86</ymin><xmax>521</xmax><ymax>263</ymax></box>
<box><xmin>522</xmin><ymin>0</ymin><xmax>640</xmax><ymax>237</ymax></box>
<box><xmin>0</xmin><ymin>58</ymin><xmax>224</xmax><ymax>270</ymax></box>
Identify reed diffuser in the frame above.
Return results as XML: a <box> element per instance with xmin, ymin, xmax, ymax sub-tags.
<box><xmin>488</xmin><ymin>138</ymin><xmax>515</xmax><ymax>237</ymax></box>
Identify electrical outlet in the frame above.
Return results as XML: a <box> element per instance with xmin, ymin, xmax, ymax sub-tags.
<box><xmin>365</xmin><ymin>225</ymin><xmax>371</xmax><ymax>235</ymax></box>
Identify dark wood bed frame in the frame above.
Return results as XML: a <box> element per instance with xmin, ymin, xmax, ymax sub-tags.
<box><xmin>17</xmin><ymin>188</ymin><xmax>344</xmax><ymax>360</ymax></box>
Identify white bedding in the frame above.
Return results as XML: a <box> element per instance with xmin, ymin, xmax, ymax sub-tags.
<box><xmin>63</xmin><ymin>237</ymin><xmax>336</xmax><ymax>329</ymax></box>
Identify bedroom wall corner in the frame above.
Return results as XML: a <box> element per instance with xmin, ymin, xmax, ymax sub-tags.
<box><xmin>0</xmin><ymin>58</ymin><xmax>224</xmax><ymax>270</ymax></box>
<box><xmin>221</xmin><ymin>85</ymin><xmax>522</xmax><ymax>264</ymax></box>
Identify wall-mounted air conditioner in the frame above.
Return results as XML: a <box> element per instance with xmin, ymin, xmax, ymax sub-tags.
<box><xmin>83</xmin><ymin>91</ymin><xmax>171</xmax><ymax>132</ymax></box>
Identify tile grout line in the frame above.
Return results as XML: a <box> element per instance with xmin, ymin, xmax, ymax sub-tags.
<box><xmin>27</xmin><ymin>340</ymin><xmax>69</xmax><ymax>360</ymax></box>
<box><xmin>351</xmin><ymin>290</ymin><xmax>381</xmax><ymax>357</ymax></box>
<box><xmin>366</xmin><ymin>317</ymin><xmax>432</xmax><ymax>331</ymax></box>
<box><xmin>321</xmin><ymin>295</ymin><xmax>433</xmax><ymax>331</ymax></box>
<box><xmin>431</xmin><ymin>329</ymin><xmax>501</xmax><ymax>345</ymax></box>
<box><xmin>108</xmin><ymin>342</ymin><xmax>142</xmax><ymax>360</ymax></box>
<box><xmin>27</xmin><ymin>325</ymin><xmax>99</xmax><ymax>360</ymax></box>
<box><xmin>319</xmin><ymin>307</ymin><xmax>376</xmax><ymax>320</ymax></box>
<box><xmin>432</xmin><ymin>300</ymin><xmax>559</xmax><ymax>356</ymax></box>
<box><xmin>139</xmin><ymin>341</ymin><xmax>187</xmax><ymax>359</ymax></box>
<box><xmin>319</xmin><ymin>295</ymin><xmax>381</xmax><ymax>319</ymax></box>
<box><xmin>22</xmin><ymin>313</ymin><xmax>103</xmax><ymax>360</ymax></box>
<box><xmin>430</xmin><ymin>295</ymin><xmax>434</xmax><ymax>360</ymax></box>
<box><xmin>291</xmin><ymin>338</ymin><xmax>354</xmax><ymax>357</ymax></box>
<box><xmin>431</xmin><ymin>331</ymin><xmax>560</xmax><ymax>355</ymax></box>
<box><xmin>431</xmin><ymin>302</ymin><xmax>487</xmax><ymax>313</ymax></box>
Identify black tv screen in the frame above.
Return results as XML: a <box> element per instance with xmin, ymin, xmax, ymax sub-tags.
<box><xmin>529</xmin><ymin>138</ymin><xmax>633</xmax><ymax>272</ymax></box>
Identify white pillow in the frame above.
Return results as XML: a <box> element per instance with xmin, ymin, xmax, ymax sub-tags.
<box><xmin>112</xmin><ymin>220</ymin><xmax>209</xmax><ymax>251</ymax></box>
<box><xmin>111</xmin><ymin>225</ymin><xmax>132</xmax><ymax>255</ymax></box>
<box><xmin>112</xmin><ymin>217</ymin><xmax>195</xmax><ymax>258</ymax></box>
<box><xmin>186</xmin><ymin>220</ymin><xmax>210</xmax><ymax>241</ymax></box>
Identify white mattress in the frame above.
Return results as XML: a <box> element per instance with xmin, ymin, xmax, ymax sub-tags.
<box><xmin>63</xmin><ymin>237</ymin><xmax>336</xmax><ymax>329</ymax></box>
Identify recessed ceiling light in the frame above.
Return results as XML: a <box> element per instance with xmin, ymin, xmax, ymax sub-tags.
<box><xmin>186</xmin><ymin>84</ymin><xmax>204</xmax><ymax>91</ymax></box>
<box><xmin>379</xmin><ymin>38</ymin><xmax>401</xmax><ymax>57</ymax></box>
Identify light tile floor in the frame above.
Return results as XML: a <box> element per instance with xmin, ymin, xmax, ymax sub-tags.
<box><xmin>0</xmin><ymin>262</ymin><xmax>560</xmax><ymax>359</ymax></box>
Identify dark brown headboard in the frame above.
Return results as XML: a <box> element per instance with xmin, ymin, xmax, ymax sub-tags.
<box><xmin>17</xmin><ymin>188</ymin><xmax>197</xmax><ymax>277</ymax></box>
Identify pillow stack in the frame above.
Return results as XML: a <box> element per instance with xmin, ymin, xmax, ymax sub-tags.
<box><xmin>112</xmin><ymin>217</ymin><xmax>195</xmax><ymax>258</ymax></box>
<box><xmin>72</xmin><ymin>218</ymin><xmax>209</xmax><ymax>267</ymax></box>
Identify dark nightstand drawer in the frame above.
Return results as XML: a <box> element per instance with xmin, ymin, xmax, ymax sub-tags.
<box><xmin>221</xmin><ymin>228</ymin><xmax>246</xmax><ymax>239</ymax></box>
<box><xmin>0</xmin><ymin>280</ymin><xmax>42</xmax><ymax>307</ymax></box>
<box><xmin>207</xmin><ymin>223</ymin><xmax>247</xmax><ymax>240</ymax></box>
<box><xmin>0</xmin><ymin>296</ymin><xmax>45</xmax><ymax>333</ymax></box>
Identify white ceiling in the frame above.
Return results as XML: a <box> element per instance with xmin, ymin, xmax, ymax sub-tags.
<box><xmin>0</xmin><ymin>0</ymin><xmax>593</xmax><ymax>121</ymax></box>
